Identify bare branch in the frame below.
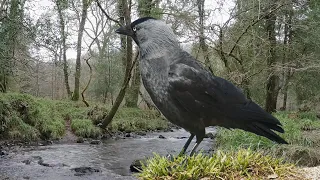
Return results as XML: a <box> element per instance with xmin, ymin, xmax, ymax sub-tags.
<box><xmin>95</xmin><ymin>0</ymin><xmax>121</xmax><ymax>25</ymax></box>
<box><xmin>81</xmin><ymin>57</ymin><xmax>92</xmax><ymax>107</ymax></box>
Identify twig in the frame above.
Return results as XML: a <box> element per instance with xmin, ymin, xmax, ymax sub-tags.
<box><xmin>95</xmin><ymin>0</ymin><xmax>121</xmax><ymax>26</ymax></box>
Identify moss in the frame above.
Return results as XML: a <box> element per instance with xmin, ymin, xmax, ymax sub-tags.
<box><xmin>0</xmin><ymin>93</ymin><xmax>65</xmax><ymax>141</ymax></box>
<box><xmin>138</xmin><ymin>149</ymin><xmax>303</xmax><ymax>180</ymax></box>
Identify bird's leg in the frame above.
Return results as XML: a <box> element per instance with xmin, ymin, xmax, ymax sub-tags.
<box><xmin>189</xmin><ymin>135</ymin><xmax>204</xmax><ymax>156</ymax></box>
<box><xmin>178</xmin><ymin>134</ymin><xmax>195</xmax><ymax>156</ymax></box>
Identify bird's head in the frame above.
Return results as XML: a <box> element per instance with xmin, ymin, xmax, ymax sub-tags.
<box><xmin>115</xmin><ymin>17</ymin><xmax>179</xmax><ymax>49</ymax></box>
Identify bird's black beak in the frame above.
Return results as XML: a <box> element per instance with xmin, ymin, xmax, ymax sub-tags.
<box><xmin>115</xmin><ymin>24</ymin><xmax>133</xmax><ymax>36</ymax></box>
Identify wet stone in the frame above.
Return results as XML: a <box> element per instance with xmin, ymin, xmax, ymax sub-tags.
<box><xmin>38</xmin><ymin>159</ymin><xmax>53</xmax><ymax>167</ymax></box>
<box><xmin>32</xmin><ymin>156</ymin><xmax>42</xmax><ymax>161</ymax></box>
<box><xmin>22</xmin><ymin>159</ymin><xmax>31</xmax><ymax>165</ymax></box>
<box><xmin>76</xmin><ymin>137</ymin><xmax>84</xmax><ymax>143</ymax></box>
<box><xmin>0</xmin><ymin>150</ymin><xmax>8</xmax><ymax>156</ymax></box>
<box><xmin>130</xmin><ymin>159</ymin><xmax>147</xmax><ymax>173</ymax></box>
<box><xmin>71</xmin><ymin>167</ymin><xmax>100</xmax><ymax>176</ymax></box>
<box><xmin>136</xmin><ymin>131</ymin><xmax>147</xmax><ymax>136</ymax></box>
<box><xmin>204</xmin><ymin>132</ymin><xmax>215</xmax><ymax>139</ymax></box>
<box><xmin>90</xmin><ymin>140</ymin><xmax>101</xmax><ymax>145</ymax></box>
<box><xmin>176</xmin><ymin>136</ymin><xmax>188</xmax><ymax>139</ymax></box>
<box><xmin>158</xmin><ymin>135</ymin><xmax>166</xmax><ymax>139</ymax></box>
<box><xmin>125</xmin><ymin>133</ymin><xmax>131</xmax><ymax>137</ymax></box>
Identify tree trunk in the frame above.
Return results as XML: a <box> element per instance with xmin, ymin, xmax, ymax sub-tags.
<box><xmin>265</xmin><ymin>2</ymin><xmax>280</xmax><ymax>113</ymax></box>
<box><xmin>72</xmin><ymin>0</ymin><xmax>89</xmax><ymax>101</ymax></box>
<box><xmin>281</xmin><ymin>4</ymin><xmax>293</xmax><ymax>110</ymax></box>
<box><xmin>122</xmin><ymin>0</ymin><xmax>137</xmax><ymax>107</ymax></box>
<box><xmin>197</xmin><ymin>0</ymin><xmax>214</xmax><ymax>74</ymax></box>
<box><xmin>101</xmin><ymin>53</ymin><xmax>139</xmax><ymax>129</ymax></box>
<box><xmin>56</xmin><ymin>1</ymin><xmax>72</xmax><ymax>98</ymax></box>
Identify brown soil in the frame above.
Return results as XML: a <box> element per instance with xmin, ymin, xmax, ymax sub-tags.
<box><xmin>59</xmin><ymin>116</ymin><xmax>78</xmax><ymax>143</ymax></box>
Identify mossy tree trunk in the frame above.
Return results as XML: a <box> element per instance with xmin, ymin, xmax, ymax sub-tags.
<box><xmin>56</xmin><ymin>0</ymin><xmax>72</xmax><ymax>98</ymax></box>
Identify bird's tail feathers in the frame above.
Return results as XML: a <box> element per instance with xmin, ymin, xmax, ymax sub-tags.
<box><xmin>229</xmin><ymin>101</ymin><xmax>288</xmax><ymax>144</ymax></box>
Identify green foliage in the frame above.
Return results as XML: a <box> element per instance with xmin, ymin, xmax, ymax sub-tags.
<box><xmin>71</xmin><ymin>119</ymin><xmax>101</xmax><ymax>138</ymax></box>
<box><xmin>138</xmin><ymin>149</ymin><xmax>301</xmax><ymax>180</ymax></box>
<box><xmin>90</xmin><ymin>50</ymin><xmax>123</xmax><ymax>103</ymax></box>
<box><xmin>138</xmin><ymin>0</ymin><xmax>163</xmax><ymax>18</ymax></box>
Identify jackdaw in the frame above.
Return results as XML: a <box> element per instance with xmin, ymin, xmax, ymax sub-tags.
<box><xmin>116</xmin><ymin>17</ymin><xmax>287</xmax><ymax>155</ymax></box>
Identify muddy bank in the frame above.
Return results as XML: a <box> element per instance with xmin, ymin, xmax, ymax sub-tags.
<box><xmin>0</xmin><ymin>127</ymin><xmax>216</xmax><ymax>180</ymax></box>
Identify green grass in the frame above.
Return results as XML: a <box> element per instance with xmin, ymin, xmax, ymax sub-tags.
<box><xmin>0</xmin><ymin>93</ymin><xmax>170</xmax><ymax>141</ymax></box>
<box><xmin>71</xmin><ymin>119</ymin><xmax>102</xmax><ymax>138</ymax></box>
<box><xmin>138</xmin><ymin>149</ymin><xmax>302</xmax><ymax>180</ymax></box>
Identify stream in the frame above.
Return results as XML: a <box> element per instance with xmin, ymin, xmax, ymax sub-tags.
<box><xmin>0</xmin><ymin>127</ymin><xmax>216</xmax><ymax>180</ymax></box>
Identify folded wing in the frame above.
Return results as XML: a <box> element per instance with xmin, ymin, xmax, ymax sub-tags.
<box><xmin>168</xmin><ymin>58</ymin><xmax>287</xmax><ymax>144</ymax></box>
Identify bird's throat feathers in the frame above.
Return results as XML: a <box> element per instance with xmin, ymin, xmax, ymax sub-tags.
<box><xmin>138</xmin><ymin>21</ymin><xmax>180</xmax><ymax>60</ymax></box>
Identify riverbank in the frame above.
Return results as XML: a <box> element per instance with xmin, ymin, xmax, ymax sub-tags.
<box><xmin>0</xmin><ymin>93</ymin><xmax>170</xmax><ymax>143</ymax></box>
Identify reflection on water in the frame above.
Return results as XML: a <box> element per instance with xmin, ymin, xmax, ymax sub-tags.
<box><xmin>0</xmin><ymin>128</ymin><xmax>216</xmax><ymax>180</ymax></box>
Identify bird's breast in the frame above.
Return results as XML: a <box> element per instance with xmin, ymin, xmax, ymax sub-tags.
<box><xmin>140</xmin><ymin>59</ymin><xmax>169</xmax><ymax>105</ymax></box>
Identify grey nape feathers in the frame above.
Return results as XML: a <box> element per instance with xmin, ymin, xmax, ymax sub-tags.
<box><xmin>116</xmin><ymin>17</ymin><xmax>287</xmax><ymax>156</ymax></box>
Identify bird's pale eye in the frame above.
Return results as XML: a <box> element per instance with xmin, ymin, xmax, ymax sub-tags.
<box><xmin>133</xmin><ymin>27</ymin><xmax>137</xmax><ymax>32</ymax></box>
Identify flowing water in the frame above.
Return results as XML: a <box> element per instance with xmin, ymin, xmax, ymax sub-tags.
<box><xmin>0</xmin><ymin>127</ymin><xmax>216</xmax><ymax>180</ymax></box>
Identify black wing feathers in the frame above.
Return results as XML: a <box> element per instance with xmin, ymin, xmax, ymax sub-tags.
<box><xmin>168</xmin><ymin>54</ymin><xmax>287</xmax><ymax>144</ymax></box>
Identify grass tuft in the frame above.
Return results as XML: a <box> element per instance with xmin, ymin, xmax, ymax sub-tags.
<box><xmin>138</xmin><ymin>149</ymin><xmax>303</xmax><ymax>180</ymax></box>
